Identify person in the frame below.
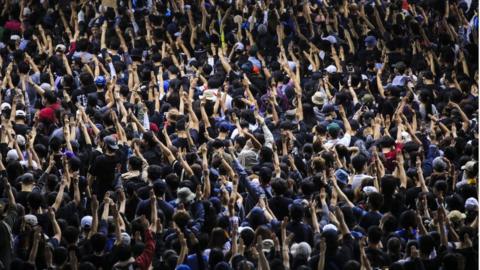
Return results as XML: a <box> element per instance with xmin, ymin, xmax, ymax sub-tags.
<box><xmin>0</xmin><ymin>1</ymin><xmax>476</xmax><ymax>270</ymax></box>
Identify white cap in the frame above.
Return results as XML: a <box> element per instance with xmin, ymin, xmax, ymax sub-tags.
<box><xmin>16</xmin><ymin>110</ymin><xmax>26</xmax><ymax>117</ymax></box>
<box><xmin>324</xmin><ymin>65</ymin><xmax>337</xmax><ymax>74</ymax></box>
<box><xmin>16</xmin><ymin>135</ymin><xmax>26</xmax><ymax>146</ymax></box>
<box><xmin>40</xmin><ymin>83</ymin><xmax>52</xmax><ymax>92</ymax></box>
<box><xmin>323</xmin><ymin>223</ymin><xmax>338</xmax><ymax>232</ymax></box>
<box><xmin>1</xmin><ymin>102</ymin><xmax>11</xmax><ymax>111</ymax></box>
<box><xmin>55</xmin><ymin>44</ymin><xmax>66</xmax><ymax>52</ymax></box>
<box><xmin>321</xmin><ymin>35</ymin><xmax>337</xmax><ymax>44</ymax></box>
<box><xmin>10</xmin><ymin>35</ymin><xmax>21</xmax><ymax>41</ymax></box>
<box><xmin>121</xmin><ymin>232</ymin><xmax>131</xmax><ymax>246</ymax></box>
<box><xmin>238</xmin><ymin>226</ymin><xmax>254</xmax><ymax>234</ymax></box>
<box><xmin>465</xmin><ymin>197</ymin><xmax>478</xmax><ymax>210</ymax></box>
<box><xmin>291</xmin><ymin>242</ymin><xmax>312</xmax><ymax>258</ymax></box>
<box><xmin>81</xmin><ymin>216</ymin><xmax>93</xmax><ymax>229</ymax></box>
<box><xmin>25</xmin><ymin>214</ymin><xmax>38</xmax><ymax>226</ymax></box>
<box><xmin>199</xmin><ymin>89</ymin><xmax>218</xmax><ymax>101</ymax></box>
<box><xmin>234</xmin><ymin>42</ymin><xmax>245</xmax><ymax>51</ymax></box>
<box><xmin>363</xmin><ymin>186</ymin><xmax>378</xmax><ymax>195</ymax></box>
<box><xmin>6</xmin><ymin>149</ymin><xmax>19</xmax><ymax>162</ymax></box>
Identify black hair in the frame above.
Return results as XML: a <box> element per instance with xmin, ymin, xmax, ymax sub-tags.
<box><xmin>289</xmin><ymin>203</ymin><xmax>305</xmax><ymax>222</ymax></box>
<box><xmin>43</xmin><ymin>90</ymin><xmax>57</xmax><ymax>104</ymax></box>
<box><xmin>351</xmin><ymin>154</ymin><xmax>368</xmax><ymax>173</ymax></box>
<box><xmin>399</xmin><ymin>210</ymin><xmax>417</xmax><ymax>229</ymax></box>
<box><xmin>367</xmin><ymin>226</ymin><xmax>383</xmax><ymax>244</ymax></box>
<box><xmin>271</xmin><ymin>178</ymin><xmax>288</xmax><ymax>196</ymax></box>
<box><xmin>90</xmin><ymin>233</ymin><xmax>107</xmax><ymax>253</ymax></box>
<box><xmin>27</xmin><ymin>192</ymin><xmax>43</xmax><ymax>210</ymax></box>
<box><xmin>418</xmin><ymin>235</ymin><xmax>435</xmax><ymax>256</ymax></box>
<box><xmin>53</xmin><ymin>247</ymin><xmax>68</xmax><ymax>266</ymax></box>
<box><xmin>117</xmin><ymin>244</ymin><xmax>132</xmax><ymax>261</ymax></box>
<box><xmin>128</xmin><ymin>156</ymin><xmax>143</xmax><ymax>171</ymax></box>
<box><xmin>343</xmin><ymin>260</ymin><xmax>361</xmax><ymax>270</ymax></box>
<box><xmin>368</xmin><ymin>192</ymin><xmax>384</xmax><ymax>211</ymax></box>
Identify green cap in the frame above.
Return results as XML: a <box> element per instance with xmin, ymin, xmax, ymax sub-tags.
<box><xmin>327</xmin><ymin>122</ymin><xmax>341</xmax><ymax>132</ymax></box>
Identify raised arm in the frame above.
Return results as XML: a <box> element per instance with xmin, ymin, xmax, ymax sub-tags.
<box><xmin>48</xmin><ymin>207</ymin><xmax>62</xmax><ymax>242</ymax></box>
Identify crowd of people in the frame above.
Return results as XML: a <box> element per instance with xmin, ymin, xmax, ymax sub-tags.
<box><xmin>0</xmin><ymin>0</ymin><xmax>478</xmax><ymax>269</ymax></box>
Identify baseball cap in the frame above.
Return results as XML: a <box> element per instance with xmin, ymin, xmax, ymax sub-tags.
<box><xmin>323</xmin><ymin>223</ymin><xmax>338</xmax><ymax>232</ymax></box>
<box><xmin>432</xmin><ymin>157</ymin><xmax>447</xmax><ymax>172</ymax></box>
<box><xmin>81</xmin><ymin>216</ymin><xmax>93</xmax><ymax>229</ymax></box>
<box><xmin>335</xmin><ymin>169</ymin><xmax>349</xmax><ymax>185</ymax></box>
<box><xmin>6</xmin><ymin>149</ymin><xmax>19</xmax><ymax>162</ymax></box>
<box><xmin>40</xmin><ymin>83</ymin><xmax>52</xmax><ymax>92</ymax></box>
<box><xmin>17</xmin><ymin>172</ymin><xmax>34</xmax><ymax>184</ymax></box>
<box><xmin>327</xmin><ymin>122</ymin><xmax>341</xmax><ymax>132</ymax></box>
<box><xmin>393</xmin><ymin>61</ymin><xmax>406</xmax><ymax>70</ymax></box>
<box><xmin>152</xmin><ymin>180</ymin><xmax>167</xmax><ymax>195</ymax></box>
<box><xmin>262</xmin><ymin>239</ymin><xmax>274</xmax><ymax>253</ymax></box>
<box><xmin>364</xmin><ymin>35</ymin><xmax>377</xmax><ymax>46</ymax></box>
<box><xmin>465</xmin><ymin>197</ymin><xmax>478</xmax><ymax>211</ymax></box>
<box><xmin>361</xmin><ymin>94</ymin><xmax>374</xmax><ymax>104</ymax></box>
<box><xmin>25</xmin><ymin>214</ymin><xmax>38</xmax><ymax>226</ymax></box>
<box><xmin>363</xmin><ymin>186</ymin><xmax>378</xmax><ymax>195</ymax></box>
<box><xmin>95</xmin><ymin>76</ymin><xmax>106</xmax><ymax>87</ymax></box>
<box><xmin>55</xmin><ymin>44</ymin><xmax>66</xmax><ymax>52</ymax></box>
<box><xmin>0</xmin><ymin>102</ymin><xmax>11</xmax><ymax>111</ymax></box>
<box><xmin>16</xmin><ymin>135</ymin><xmax>26</xmax><ymax>146</ymax></box>
<box><xmin>321</xmin><ymin>103</ymin><xmax>335</xmax><ymax>113</ymax></box>
<box><xmin>461</xmin><ymin>161</ymin><xmax>476</xmax><ymax>172</ymax></box>
<box><xmin>324</xmin><ymin>65</ymin><xmax>337</xmax><ymax>74</ymax></box>
<box><xmin>311</xmin><ymin>91</ymin><xmax>326</xmax><ymax>105</ymax></box>
<box><xmin>15</xmin><ymin>110</ymin><xmax>26</xmax><ymax>118</ymax></box>
<box><xmin>321</xmin><ymin>35</ymin><xmax>337</xmax><ymax>44</ymax></box>
<box><xmin>103</xmin><ymin>135</ymin><xmax>119</xmax><ymax>150</ymax></box>
<box><xmin>120</xmin><ymin>232</ymin><xmax>131</xmax><ymax>245</ymax></box>
<box><xmin>176</xmin><ymin>187</ymin><xmax>195</xmax><ymax>204</ymax></box>
<box><xmin>176</xmin><ymin>264</ymin><xmax>192</xmax><ymax>270</ymax></box>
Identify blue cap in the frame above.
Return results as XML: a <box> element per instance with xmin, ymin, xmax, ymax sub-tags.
<box><xmin>176</xmin><ymin>264</ymin><xmax>191</xmax><ymax>270</ymax></box>
<box><xmin>364</xmin><ymin>36</ymin><xmax>377</xmax><ymax>46</ymax></box>
<box><xmin>335</xmin><ymin>169</ymin><xmax>349</xmax><ymax>184</ymax></box>
<box><xmin>219</xmin><ymin>121</ymin><xmax>232</xmax><ymax>132</ymax></box>
<box><xmin>94</xmin><ymin>76</ymin><xmax>106</xmax><ymax>87</ymax></box>
<box><xmin>163</xmin><ymin>81</ymin><xmax>169</xmax><ymax>92</ymax></box>
<box><xmin>321</xmin><ymin>103</ymin><xmax>335</xmax><ymax>113</ymax></box>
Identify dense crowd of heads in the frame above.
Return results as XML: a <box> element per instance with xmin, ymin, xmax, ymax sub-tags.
<box><xmin>0</xmin><ymin>0</ymin><xmax>478</xmax><ymax>270</ymax></box>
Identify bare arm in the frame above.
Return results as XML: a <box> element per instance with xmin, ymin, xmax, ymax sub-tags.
<box><xmin>48</xmin><ymin>207</ymin><xmax>62</xmax><ymax>242</ymax></box>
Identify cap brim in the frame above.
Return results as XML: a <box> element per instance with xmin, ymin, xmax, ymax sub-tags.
<box><xmin>107</xmin><ymin>144</ymin><xmax>119</xmax><ymax>150</ymax></box>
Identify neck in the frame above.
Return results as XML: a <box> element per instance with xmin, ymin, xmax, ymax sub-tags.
<box><xmin>21</xmin><ymin>184</ymin><xmax>33</xmax><ymax>192</ymax></box>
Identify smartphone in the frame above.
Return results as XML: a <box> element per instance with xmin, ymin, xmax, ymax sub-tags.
<box><xmin>375</xmin><ymin>63</ymin><xmax>383</xmax><ymax>70</ymax></box>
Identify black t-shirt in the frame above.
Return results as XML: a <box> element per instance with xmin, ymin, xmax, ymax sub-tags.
<box><xmin>57</xmin><ymin>201</ymin><xmax>81</xmax><ymax>227</ymax></box>
<box><xmin>142</xmin><ymin>146</ymin><xmax>163</xmax><ymax>166</ymax></box>
<box><xmin>365</xmin><ymin>247</ymin><xmax>390</xmax><ymax>268</ymax></box>
<box><xmin>13</xmin><ymin>123</ymin><xmax>29</xmax><ymax>136</ymax></box>
<box><xmin>35</xmin><ymin>213</ymin><xmax>53</xmax><ymax>237</ymax></box>
<box><xmin>71</xmin><ymin>87</ymin><xmax>88</xmax><ymax>107</ymax></box>
<box><xmin>87</xmin><ymin>91</ymin><xmax>106</xmax><ymax>107</ymax></box>
<box><xmin>359</xmin><ymin>211</ymin><xmax>382</xmax><ymax>230</ymax></box>
<box><xmin>268</xmin><ymin>196</ymin><xmax>293</xmax><ymax>220</ymax></box>
<box><xmin>89</xmin><ymin>153</ymin><xmax>121</xmax><ymax>199</ymax></box>
<box><xmin>82</xmin><ymin>253</ymin><xmax>110</xmax><ymax>270</ymax></box>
